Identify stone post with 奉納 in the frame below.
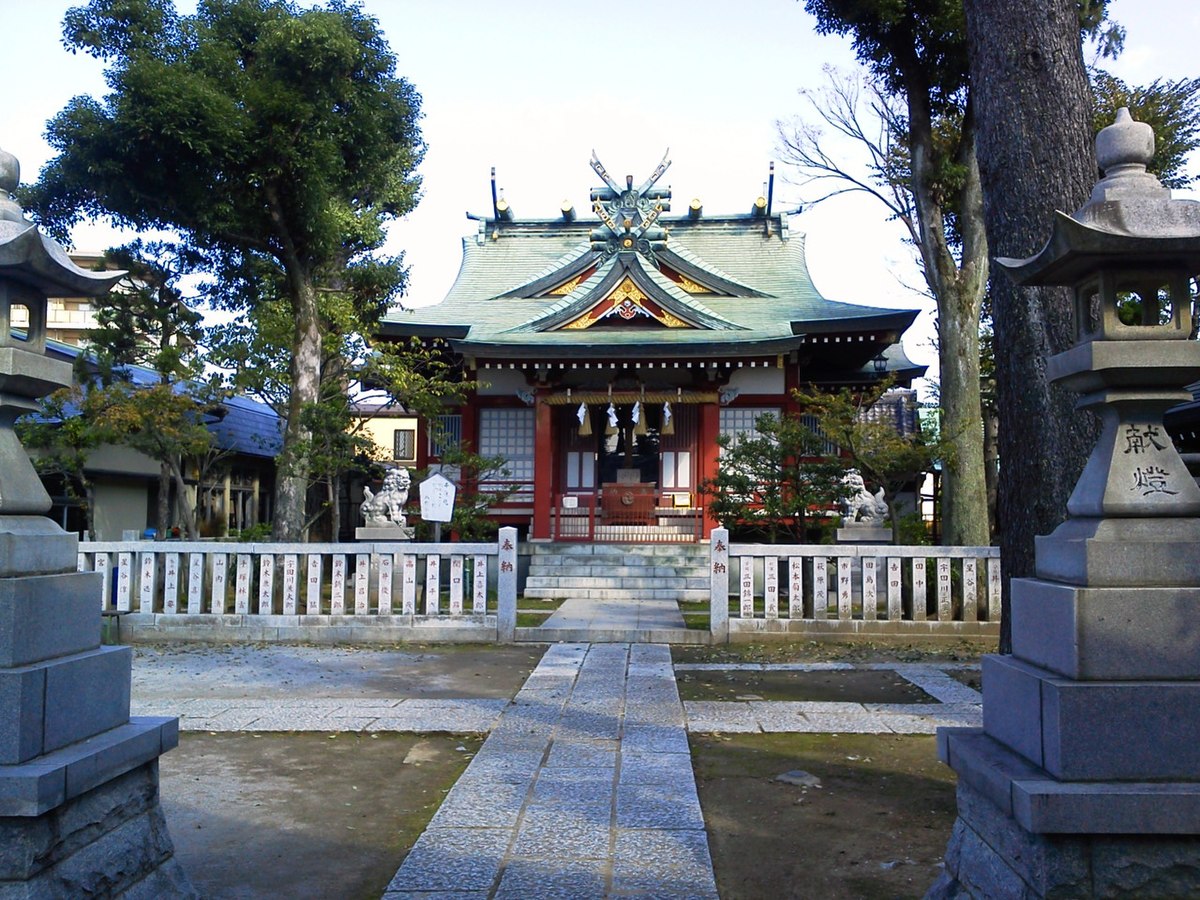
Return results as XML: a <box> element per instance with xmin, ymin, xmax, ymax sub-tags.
<box><xmin>0</xmin><ymin>146</ymin><xmax>194</xmax><ymax>896</ymax></box>
<box><xmin>928</xmin><ymin>109</ymin><xmax>1200</xmax><ymax>898</ymax></box>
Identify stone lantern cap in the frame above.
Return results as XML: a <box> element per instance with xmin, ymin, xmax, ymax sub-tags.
<box><xmin>997</xmin><ymin>108</ymin><xmax>1200</xmax><ymax>286</ymax></box>
<box><xmin>0</xmin><ymin>145</ymin><xmax>124</xmax><ymax>298</ymax></box>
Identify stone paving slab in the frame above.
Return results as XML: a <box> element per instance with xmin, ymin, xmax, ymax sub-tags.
<box><xmin>679</xmin><ymin>662</ymin><xmax>982</xmax><ymax>735</ymax></box>
<box><xmin>383</xmin><ymin>643</ymin><xmax>718</xmax><ymax>899</ymax></box>
<box><xmin>132</xmin><ymin>697</ymin><xmax>509</xmax><ymax>733</ymax></box>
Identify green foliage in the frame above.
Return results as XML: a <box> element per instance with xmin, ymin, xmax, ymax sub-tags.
<box><xmin>803</xmin><ymin>0</ymin><xmax>969</xmax><ymax>113</ymax></box>
<box><xmin>699</xmin><ymin>412</ymin><xmax>848</xmax><ymax>543</ymax></box>
<box><xmin>20</xmin><ymin>241</ymin><xmax>223</xmax><ymax>539</ymax></box>
<box><xmin>17</xmin><ymin>387</ymin><xmax>102</xmax><ymax>537</ymax></box>
<box><xmin>32</xmin><ymin>0</ymin><xmax>424</xmax><ymax>260</ymax></box>
<box><xmin>230</xmin><ymin>522</ymin><xmax>272</xmax><ymax>542</ymax></box>
<box><xmin>896</xmin><ymin>511</ymin><xmax>932</xmax><ymax>545</ymax></box>
<box><xmin>794</xmin><ymin>380</ymin><xmax>949</xmax><ymax>543</ymax></box>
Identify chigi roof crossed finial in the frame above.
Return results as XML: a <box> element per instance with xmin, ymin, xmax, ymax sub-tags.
<box><xmin>588</xmin><ymin>149</ymin><xmax>672</xmax><ymax>263</ymax></box>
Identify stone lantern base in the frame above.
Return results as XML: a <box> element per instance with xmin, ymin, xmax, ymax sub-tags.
<box><xmin>2</xmin><ymin>762</ymin><xmax>194</xmax><ymax>897</ymax></box>
<box><xmin>930</xmin><ymin>766</ymin><xmax>1200</xmax><ymax>898</ymax></box>
<box><xmin>928</xmin><ymin>558</ymin><xmax>1200</xmax><ymax>898</ymax></box>
<box><xmin>0</xmin><ymin>521</ymin><xmax>194</xmax><ymax>898</ymax></box>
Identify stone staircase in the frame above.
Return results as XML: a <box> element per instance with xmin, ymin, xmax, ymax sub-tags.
<box><xmin>524</xmin><ymin>541</ymin><xmax>711</xmax><ymax>603</ymax></box>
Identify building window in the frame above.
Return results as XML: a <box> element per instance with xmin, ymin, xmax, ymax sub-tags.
<box><xmin>479</xmin><ymin>408</ymin><xmax>534</xmax><ymax>500</ymax></box>
<box><xmin>718</xmin><ymin>407</ymin><xmax>781</xmax><ymax>450</ymax></box>
<box><xmin>661</xmin><ymin>450</ymin><xmax>692</xmax><ymax>489</ymax></box>
<box><xmin>565</xmin><ymin>451</ymin><xmax>596</xmax><ymax>490</ymax></box>
<box><xmin>428</xmin><ymin>414</ymin><xmax>462</xmax><ymax>457</ymax></box>
<box><xmin>393</xmin><ymin>428</ymin><xmax>417</xmax><ymax>463</ymax></box>
<box><xmin>799</xmin><ymin>414</ymin><xmax>839</xmax><ymax>456</ymax></box>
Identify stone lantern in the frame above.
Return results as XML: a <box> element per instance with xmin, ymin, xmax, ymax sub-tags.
<box><xmin>0</xmin><ymin>147</ymin><xmax>193</xmax><ymax>896</ymax></box>
<box><xmin>929</xmin><ymin>109</ymin><xmax>1200</xmax><ymax>898</ymax></box>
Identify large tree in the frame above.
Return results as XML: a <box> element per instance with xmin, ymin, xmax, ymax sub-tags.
<box><xmin>962</xmin><ymin>0</ymin><xmax>1099</xmax><ymax>650</ymax></box>
<box><xmin>793</xmin><ymin>0</ymin><xmax>990</xmax><ymax>548</ymax></box>
<box><xmin>26</xmin><ymin>0</ymin><xmax>423</xmax><ymax>540</ymax></box>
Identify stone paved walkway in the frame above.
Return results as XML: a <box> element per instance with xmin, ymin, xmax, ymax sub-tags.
<box><xmin>380</xmin><ymin>643</ymin><xmax>717</xmax><ymax>899</ymax></box>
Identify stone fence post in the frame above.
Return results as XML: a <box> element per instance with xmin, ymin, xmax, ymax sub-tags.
<box><xmin>496</xmin><ymin>526</ymin><xmax>518</xmax><ymax>642</ymax></box>
<box><xmin>710</xmin><ymin>527</ymin><xmax>730</xmax><ymax>642</ymax></box>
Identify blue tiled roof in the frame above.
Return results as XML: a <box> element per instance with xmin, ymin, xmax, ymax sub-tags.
<box><xmin>37</xmin><ymin>337</ymin><xmax>282</xmax><ymax>458</ymax></box>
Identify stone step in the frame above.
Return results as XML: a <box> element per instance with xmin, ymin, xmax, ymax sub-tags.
<box><xmin>526</xmin><ymin>564</ymin><xmax>710</xmax><ymax>579</ymax></box>
<box><xmin>525</xmin><ymin>575</ymin><xmax>710</xmax><ymax>592</ymax></box>
<box><xmin>528</xmin><ymin>543</ymin><xmax>709</xmax><ymax>558</ymax></box>
<box><xmin>528</xmin><ymin>553</ymin><xmax>708</xmax><ymax>566</ymax></box>
<box><xmin>523</xmin><ymin>587</ymin><xmax>710</xmax><ymax>602</ymax></box>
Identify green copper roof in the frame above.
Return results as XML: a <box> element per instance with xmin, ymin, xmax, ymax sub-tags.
<box><xmin>384</xmin><ymin>214</ymin><xmax>918</xmax><ymax>348</ymax></box>
<box><xmin>380</xmin><ymin>153</ymin><xmax>920</xmax><ymax>371</ymax></box>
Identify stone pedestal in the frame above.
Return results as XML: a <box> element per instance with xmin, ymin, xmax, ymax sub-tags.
<box><xmin>0</xmin><ymin>522</ymin><xmax>194</xmax><ymax>897</ymax></box>
<box><xmin>355</xmin><ymin>525</ymin><xmax>414</xmax><ymax>542</ymax></box>
<box><xmin>835</xmin><ymin>522</ymin><xmax>891</xmax><ymax>544</ymax></box>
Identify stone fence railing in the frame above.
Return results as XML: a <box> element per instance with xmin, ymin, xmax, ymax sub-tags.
<box><xmin>78</xmin><ymin>527</ymin><xmax>519</xmax><ymax>643</ymax></box>
<box><xmin>708</xmin><ymin>528</ymin><xmax>1001</xmax><ymax>640</ymax></box>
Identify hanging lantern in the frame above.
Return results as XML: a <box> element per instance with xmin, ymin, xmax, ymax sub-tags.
<box><xmin>577</xmin><ymin>402</ymin><xmax>592</xmax><ymax>436</ymax></box>
<box><xmin>661</xmin><ymin>401</ymin><xmax>674</xmax><ymax>435</ymax></box>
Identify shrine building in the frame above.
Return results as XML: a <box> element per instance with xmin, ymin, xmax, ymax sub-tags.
<box><xmin>378</xmin><ymin>153</ymin><xmax>925</xmax><ymax>542</ymax></box>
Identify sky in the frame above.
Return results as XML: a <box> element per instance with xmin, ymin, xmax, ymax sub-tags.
<box><xmin>2</xmin><ymin>0</ymin><xmax>1198</xmax><ymax>396</ymax></box>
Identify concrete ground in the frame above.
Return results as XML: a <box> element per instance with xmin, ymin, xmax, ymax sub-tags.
<box><xmin>134</xmin><ymin>641</ymin><xmax>981</xmax><ymax>898</ymax></box>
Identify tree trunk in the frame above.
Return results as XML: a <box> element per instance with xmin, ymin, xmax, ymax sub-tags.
<box><xmin>888</xmin><ymin>497</ymin><xmax>902</xmax><ymax>545</ymax></box>
<box><xmin>937</xmin><ymin>277</ymin><xmax>990</xmax><ymax>547</ymax></box>
<box><xmin>983</xmin><ymin>400</ymin><xmax>999</xmax><ymax>536</ymax></box>
<box><xmin>156</xmin><ymin>462</ymin><xmax>171</xmax><ymax>540</ymax></box>
<box><xmin>962</xmin><ymin>0</ymin><xmax>1099</xmax><ymax>651</ymax></box>
<box><xmin>273</xmin><ymin>276</ymin><xmax>322</xmax><ymax>541</ymax></box>
<box><xmin>168</xmin><ymin>461</ymin><xmax>200</xmax><ymax>541</ymax></box>
<box><xmin>330</xmin><ymin>472</ymin><xmax>341</xmax><ymax>542</ymax></box>
<box><xmin>82</xmin><ymin>477</ymin><xmax>96</xmax><ymax>542</ymax></box>
<box><xmin>905</xmin><ymin>93</ymin><xmax>990</xmax><ymax>549</ymax></box>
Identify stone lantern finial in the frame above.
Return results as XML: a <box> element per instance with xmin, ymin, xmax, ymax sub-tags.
<box><xmin>1089</xmin><ymin>106</ymin><xmax>1169</xmax><ymax>206</ymax></box>
<box><xmin>1096</xmin><ymin>107</ymin><xmax>1154</xmax><ymax>171</ymax></box>
<box><xmin>0</xmin><ymin>146</ymin><xmax>24</xmax><ymax>224</ymax></box>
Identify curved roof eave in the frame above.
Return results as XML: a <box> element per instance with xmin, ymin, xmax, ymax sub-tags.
<box><xmin>790</xmin><ymin>307</ymin><xmax>920</xmax><ymax>335</ymax></box>
<box><xmin>451</xmin><ymin>334</ymin><xmax>807</xmax><ymax>359</ymax></box>
<box><xmin>0</xmin><ymin>223</ymin><xmax>126</xmax><ymax>297</ymax></box>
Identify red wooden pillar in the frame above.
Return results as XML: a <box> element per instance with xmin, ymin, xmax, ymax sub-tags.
<box><xmin>532</xmin><ymin>391</ymin><xmax>554</xmax><ymax>539</ymax></box>
<box><xmin>699</xmin><ymin>400</ymin><xmax>721</xmax><ymax>537</ymax></box>
<box><xmin>459</xmin><ymin>392</ymin><xmax>479</xmax><ymax>455</ymax></box>
<box><xmin>782</xmin><ymin>356</ymin><xmax>801</xmax><ymax>416</ymax></box>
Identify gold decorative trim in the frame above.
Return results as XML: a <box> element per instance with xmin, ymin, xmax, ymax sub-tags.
<box><xmin>544</xmin><ymin>390</ymin><xmax>719</xmax><ymax>406</ymax></box>
<box><xmin>611</xmin><ymin>277</ymin><xmax>648</xmax><ymax>304</ymax></box>
<box><xmin>675</xmin><ymin>275</ymin><xmax>708</xmax><ymax>294</ymax></box>
<box><xmin>548</xmin><ymin>275</ymin><xmax>583</xmax><ymax>296</ymax></box>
